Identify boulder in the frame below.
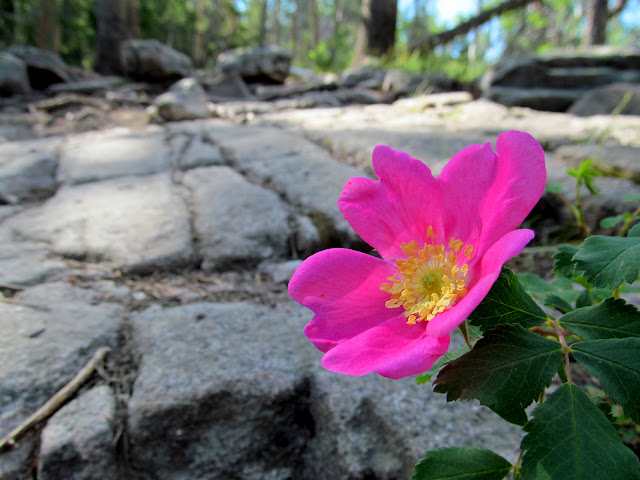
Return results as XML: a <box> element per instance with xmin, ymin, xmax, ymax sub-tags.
<box><xmin>7</xmin><ymin>45</ymin><xmax>70</xmax><ymax>89</ymax></box>
<box><xmin>217</xmin><ymin>45</ymin><xmax>292</xmax><ymax>84</ymax></box>
<box><xmin>0</xmin><ymin>53</ymin><xmax>31</xmax><ymax>96</ymax></box>
<box><xmin>568</xmin><ymin>83</ymin><xmax>640</xmax><ymax>116</ymax></box>
<box><xmin>198</xmin><ymin>70</ymin><xmax>254</xmax><ymax>100</ymax></box>
<box><xmin>154</xmin><ymin>77</ymin><xmax>211</xmax><ymax>121</ymax></box>
<box><xmin>121</xmin><ymin>39</ymin><xmax>193</xmax><ymax>82</ymax></box>
<box><xmin>382</xmin><ymin>69</ymin><xmax>457</xmax><ymax>101</ymax></box>
<box><xmin>339</xmin><ymin>65</ymin><xmax>385</xmax><ymax>89</ymax></box>
<box><xmin>481</xmin><ymin>47</ymin><xmax>640</xmax><ymax>112</ymax></box>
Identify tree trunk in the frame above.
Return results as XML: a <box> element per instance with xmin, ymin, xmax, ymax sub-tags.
<box><xmin>409</xmin><ymin>0</ymin><xmax>539</xmax><ymax>52</ymax></box>
<box><xmin>37</xmin><ymin>0</ymin><xmax>61</xmax><ymax>52</ymax></box>
<box><xmin>582</xmin><ymin>0</ymin><xmax>608</xmax><ymax>46</ymax></box>
<box><xmin>353</xmin><ymin>0</ymin><xmax>397</xmax><ymax>64</ymax></box>
<box><xmin>258</xmin><ymin>0</ymin><xmax>268</xmax><ymax>46</ymax></box>
<box><xmin>273</xmin><ymin>0</ymin><xmax>282</xmax><ymax>44</ymax></box>
<box><xmin>94</xmin><ymin>0</ymin><xmax>139</xmax><ymax>75</ymax></box>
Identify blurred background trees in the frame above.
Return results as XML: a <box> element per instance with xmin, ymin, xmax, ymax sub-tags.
<box><xmin>0</xmin><ymin>0</ymin><xmax>639</xmax><ymax>80</ymax></box>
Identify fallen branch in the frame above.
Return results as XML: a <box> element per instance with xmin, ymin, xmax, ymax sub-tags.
<box><xmin>0</xmin><ymin>346</ymin><xmax>111</xmax><ymax>452</ymax></box>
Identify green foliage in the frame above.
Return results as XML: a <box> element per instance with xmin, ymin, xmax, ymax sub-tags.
<box><xmin>572</xmin><ymin>234</ymin><xmax>640</xmax><ymax>289</ymax></box>
<box><xmin>572</xmin><ymin>338</ymin><xmax>640</xmax><ymax>424</ymax></box>
<box><xmin>553</xmin><ymin>244</ymin><xmax>579</xmax><ymax>278</ymax></box>
<box><xmin>559</xmin><ymin>298</ymin><xmax>640</xmax><ymax>340</ymax></box>
<box><xmin>434</xmin><ymin>324</ymin><xmax>562</xmax><ymax>425</ymax></box>
<box><xmin>415</xmin><ymin>345</ymin><xmax>469</xmax><ymax>385</ymax></box>
<box><xmin>468</xmin><ymin>268</ymin><xmax>547</xmax><ymax>331</ymax></box>
<box><xmin>518</xmin><ymin>272</ymin><xmax>585</xmax><ymax>312</ymax></box>
<box><xmin>413</xmin><ymin>447</ymin><xmax>512</xmax><ymax>480</ymax></box>
<box><xmin>519</xmin><ymin>383</ymin><xmax>640</xmax><ymax>480</ymax></box>
<box><xmin>567</xmin><ymin>159</ymin><xmax>602</xmax><ymax>195</ymax></box>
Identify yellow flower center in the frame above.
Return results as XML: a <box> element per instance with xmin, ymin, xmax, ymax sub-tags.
<box><xmin>380</xmin><ymin>227</ymin><xmax>473</xmax><ymax>325</ymax></box>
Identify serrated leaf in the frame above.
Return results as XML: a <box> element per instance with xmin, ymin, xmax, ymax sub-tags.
<box><xmin>572</xmin><ymin>338</ymin><xmax>640</xmax><ymax>424</ymax></box>
<box><xmin>553</xmin><ymin>244</ymin><xmax>579</xmax><ymax>278</ymax></box>
<box><xmin>520</xmin><ymin>383</ymin><xmax>640</xmax><ymax>480</ymax></box>
<box><xmin>559</xmin><ymin>298</ymin><xmax>640</xmax><ymax>340</ymax></box>
<box><xmin>469</xmin><ymin>268</ymin><xmax>547</xmax><ymax>331</ymax></box>
<box><xmin>573</xmin><ymin>235</ymin><xmax>640</xmax><ymax>289</ymax></box>
<box><xmin>543</xmin><ymin>293</ymin><xmax>574</xmax><ymax>313</ymax></box>
<box><xmin>517</xmin><ymin>272</ymin><xmax>551</xmax><ymax>297</ymax></box>
<box><xmin>434</xmin><ymin>324</ymin><xmax>562</xmax><ymax>425</ymax></box>
<box><xmin>413</xmin><ymin>447</ymin><xmax>512</xmax><ymax>480</ymax></box>
<box><xmin>600</xmin><ymin>215</ymin><xmax>626</xmax><ymax>229</ymax></box>
<box><xmin>416</xmin><ymin>345</ymin><xmax>470</xmax><ymax>385</ymax></box>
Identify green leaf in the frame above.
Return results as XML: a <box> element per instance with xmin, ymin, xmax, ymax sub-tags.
<box><xmin>416</xmin><ymin>345</ymin><xmax>470</xmax><ymax>385</ymax></box>
<box><xmin>553</xmin><ymin>244</ymin><xmax>579</xmax><ymax>278</ymax></box>
<box><xmin>624</xmin><ymin>194</ymin><xmax>640</xmax><ymax>202</ymax></box>
<box><xmin>559</xmin><ymin>298</ymin><xmax>640</xmax><ymax>340</ymax></box>
<box><xmin>545</xmin><ymin>182</ymin><xmax>564</xmax><ymax>194</ymax></box>
<box><xmin>520</xmin><ymin>383</ymin><xmax>640</xmax><ymax>480</ymax></box>
<box><xmin>517</xmin><ymin>272</ymin><xmax>551</xmax><ymax>297</ymax></box>
<box><xmin>434</xmin><ymin>324</ymin><xmax>562</xmax><ymax>425</ymax></box>
<box><xmin>413</xmin><ymin>447</ymin><xmax>512</xmax><ymax>480</ymax></box>
<box><xmin>600</xmin><ymin>214</ymin><xmax>626</xmax><ymax>229</ymax></box>
<box><xmin>573</xmin><ymin>235</ymin><xmax>640</xmax><ymax>289</ymax></box>
<box><xmin>630</xmin><ymin>223</ymin><xmax>640</xmax><ymax>237</ymax></box>
<box><xmin>543</xmin><ymin>293</ymin><xmax>574</xmax><ymax>313</ymax></box>
<box><xmin>469</xmin><ymin>268</ymin><xmax>547</xmax><ymax>331</ymax></box>
<box><xmin>572</xmin><ymin>338</ymin><xmax>640</xmax><ymax>423</ymax></box>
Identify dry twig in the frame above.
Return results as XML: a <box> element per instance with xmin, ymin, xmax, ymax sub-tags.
<box><xmin>0</xmin><ymin>346</ymin><xmax>110</xmax><ymax>452</ymax></box>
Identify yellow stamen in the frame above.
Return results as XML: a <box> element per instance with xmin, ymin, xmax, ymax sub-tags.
<box><xmin>381</xmin><ymin>227</ymin><xmax>473</xmax><ymax>325</ymax></box>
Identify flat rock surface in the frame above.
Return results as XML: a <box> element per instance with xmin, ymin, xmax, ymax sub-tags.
<box><xmin>182</xmin><ymin>165</ymin><xmax>291</xmax><ymax>270</ymax></box>
<box><xmin>7</xmin><ymin>172</ymin><xmax>194</xmax><ymax>273</ymax></box>
<box><xmin>1</xmin><ymin>95</ymin><xmax>640</xmax><ymax>479</ymax></box>
<box><xmin>0</xmin><ymin>282</ymin><xmax>123</xmax><ymax>433</ymax></box>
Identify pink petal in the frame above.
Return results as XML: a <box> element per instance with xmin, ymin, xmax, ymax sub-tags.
<box><xmin>426</xmin><ymin>228</ymin><xmax>535</xmax><ymax>337</ymax></box>
<box><xmin>438</xmin><ymin>142</ymin><xmax>498</xmax><ymax>248</ymax></box>
<box><xmin>338</xmin><ymin>145</ymin><xmax>444</xmax><ymax>261</ymax></box>
<box><xmin>289</xmin><ymin>248</ymin><xmax>401</xmax><ymax>352</ymax></box>
<box><xmin>321</xmin><ymin>315</ymin><xmax>451</xmax><ymax>379</ymax></box>
<box><xmin>437</xmin><ymin>131</ymin><xmax>545</xmax><ymax>259</ymax></box>
<box><xmin>478</xmin><ymin>131</ymin><xmax>546</xmax><ymax>256</ymax></box>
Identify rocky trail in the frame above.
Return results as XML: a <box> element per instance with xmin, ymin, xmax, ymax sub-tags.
<box><xmin>1</xmin><ymin>89</ymin><xmax>640</xmax><ymax>480</ymax></box>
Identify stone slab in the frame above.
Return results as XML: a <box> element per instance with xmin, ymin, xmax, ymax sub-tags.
<box><xmin>57</xmin><ymin>125</ymin><xmax>170</xmax><ymax>185</ymax></box>
<box><xmin>203</xmin><ymin>121</ymin><xmax>366</xmax><ymax>246</ymax></box>
<box><xmin>8</xmin><ymin>173</ymin><xmax>194</xmax><ymax>273</ymax></box>
<box><xmin>38</xmin><ymin>385</ymin><xmax>118</xmax><ymax>480</ymax></box>
<box><xmin>127</xmin><ymin>301</ymin><xmax>315</xmax><ymax>480</ymax></box>
<box><xmin>182</xmin><ymin>166</ymin><xmax>290</xmax><ymax>270</ymax></box>
<box><xmin>0</xmin><ymin>283</ymin><xmax>123</xmax><ymax>434</ymax></box>
<box><xmin>0</xmin><ymin>137</ymin><xmax>60</xmax><ymax>204</ymax></box>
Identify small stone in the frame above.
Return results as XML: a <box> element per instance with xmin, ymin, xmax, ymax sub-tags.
<box><xmin>38</xmin><ymin>385</ymin><xmax>117</xmax><ymax>480</ymax></box>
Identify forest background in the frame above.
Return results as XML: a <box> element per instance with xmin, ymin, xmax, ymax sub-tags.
<box><xmin>2</xmin><ymin>0</ymin><xmax>640</xmax><ymax>84</ymax></box>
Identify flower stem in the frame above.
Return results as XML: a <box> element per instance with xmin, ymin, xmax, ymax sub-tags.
<box><xmin>511</xmin><ymin>449</ymin><xmax>525</xmax><ymax>479</ymax></box>
<box><xmin>619</xmin><ymin>206</ymin><xmax>640</xmax><ymax>237</ymax></box>
<box><xmin>550</xmin><ymin>318</ymin><xmax>572</xmax><ymax>383</ymax></box>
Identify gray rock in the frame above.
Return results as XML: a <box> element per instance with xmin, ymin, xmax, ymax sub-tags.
<box><xmin>182</xmin><ymin>166</ymin><xmax>290</xmax><ymax>270</ymax></box>
<box><xmin>38</xmin><ymin>385</ymin><xmax>118</xmax><ymax>480</ymax></box>
<box><xmin>0</xmin><ymin>53</ymin><xmax>31</xmax><ymax>96</ymax></box>
<box><xmin>218</xmin><ymin>45</ymin><xmax>292</xmax><ymax>84</ymax></box>
<box><xmin>7</xmin><ymin>45</ymin><xmax>70</xmax><ymax>89</ymax></box>
<box><xmin>177</xmin><ymin>132</ymin><xmax>225</xmax><ymax>170</ymax></box>
<box><xmin>121</xmin><ymin>39</ymin><xmax>193</xmax><ymax>82</ymax></box>
<box><xmin>480</xmin><ymin>48</ymin><xmax>640</xmax><ymax>112</ymax></box>
<box><xmin>273</xmin><ymin>92</ymin><xmax>342</xmax><ymax>110</ymax></box>
<box><xmin>199</xmin><ymin>70</ymin><xmax>254</xmax><ymax>101</ymax></box>
<box><xmin>127</xmin><ymin>302</ymin><xmax>316</xmax><ymax>480</ymax></box>
<box><xmin>58</xmin><ymin>126</ymin><xmax>170</xmax><ymax>184</ymax></box>
<box><xmin>154</xmin><ymin>77</ymin><xmax>211</xmax><ymax>121</ymax></box>
<box><xmin>0</xmin><ymin>282</ymin><xmax>122</xmax><ymax>434</ymax></box>
<box><xmin>568</xmin><ymin>83</ymin><xmax>640</xmax><ymax>116</ymax></box>
<box><xmin>303</xmin><ymin>365</ymin><xmax>521</xmax><ymax>479</ymax></box>
<box><xmin>333</xmin><ymin>88</ymin><xmax>382</xmax><ymax>105</ymax></box>
<box><xmin>47</xmin><ymin>76</ymin><xmax>125</xmax><ymax>94</ymax></box>
<box><xmin>8</xmin><ymin>173</ymin><xmax>194</xmax><ymax>273</ymax></box>
<box><xmin>0</xmin><ymin>434</ymin><xmax>36</xmax><ymax>480</ymax></box>
<box><xmin>259</xmin><ymin>259</ymin><xmax>303</xmax><ymax>284</ymax></box>
<box><xmin>0</xmin><ymin>138</ymin><xmax>60</xmax><ymax>203</ymax></box>
<box><xmin>382</xmin><ymin>70</ymin><xmax>457</xmax><ymax>101</ymax></box>
<box><xmin>484</xmin><ymin>86</ymin><xmax>584</xmax><ymax>112</ymax></box>
<box><xmin>293</xmin><ymin>214</ymin><xmax>321</xmax><ymax>257</ymax></box>
<box><xmin>204</xmin><ymin>122</ymin><xmax>366</xmax><ymax>246</ymax></box>
<box><xmin>340</xmin><ymin>65</ymin><xmax>385</xmax><ymax>89</ymax></box>
<box><xmin>555</xmin><ymin>143</ymin><xmax>640</xmax><ymax>182</ymax></box>
<box><xmin>392</xmin><ymin>91</ymin><xmax>473</xmax><ymax>111</ymax></box>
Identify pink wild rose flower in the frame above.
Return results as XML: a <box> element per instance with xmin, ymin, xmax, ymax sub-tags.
<box><xmin>289</xmin><ymin>131</ymin><xmax>546</xmax><ymax>379</ymax></box>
